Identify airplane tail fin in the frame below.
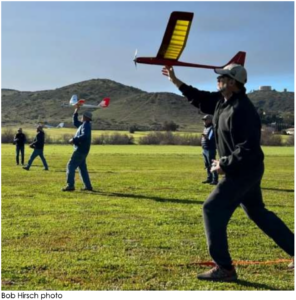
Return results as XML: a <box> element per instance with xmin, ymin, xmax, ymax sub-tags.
<box><xmin>99</xmin><ymin>97</ymin><xmax>110</xmax><ymax>108</ymax></box>
<box><xmin>225</xmin><ymin>51</ymin><xmax>246</xmax><ymax>66</ymax></box>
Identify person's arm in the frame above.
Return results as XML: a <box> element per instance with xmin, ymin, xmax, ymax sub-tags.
<box><xmin>73</xmin><ymin>113</ymin><xmax>82</xmax><ymax>128</ymax></box>
<box><xmin>13</xmin><ymin>134</ymin><xmax>18</xmax><ymax>142</ymax></box>
<box><xmin>30</xmin><ymin>136</ymin><xmax>37</xmax><ymax>148</ymax></box>
<box><xmin>219</xmin><ymin>105</ymin><xmax>262</xmax><ymax>174</ymax></box>
<box><xmin>72</xmin><ymin>123</ymin><xmax>90</xmax><ymax>145</ymax></box>
<box><xmin>207</xmin><ymin>128</ymin><xmax>214</xmax><ymax>141</ymax></box>
<box><xmin>180</xmin><ymin>85</ymin><xmax>221</xmax><ymax>114</ymax></box>
<box><xmin>33</xmin><ymin>132</ymin><xmax>43</xmax><ymax>148</ymax></box>
<box><xmin>162</xmin><ymin>66</ymin><xmax>220</xmax><ymax>115</ymax></box>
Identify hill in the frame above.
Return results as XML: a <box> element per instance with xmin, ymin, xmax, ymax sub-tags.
<box><xmin>1</xmin><ymin>79</ymin><xmax>203</xmax><ymax>131</ymax></box>
<box><xmin>1</xmin><ymin>79</ymin><xmax>294</xmax><ymax>131</ymax></box>
<box><xmin>248</xmin><ymin>90</ymin><xmax>294</xmax><ymax>112</ymax></box>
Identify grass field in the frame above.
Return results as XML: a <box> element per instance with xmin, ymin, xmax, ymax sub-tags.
<box><xmin>1</xmin><ymin>145</ymin><xmax>294</xmax><ymax>290</ymax></box>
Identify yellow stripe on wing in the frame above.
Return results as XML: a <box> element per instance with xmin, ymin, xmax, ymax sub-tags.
<box><xmin>156</xmin><ymin>12</ymin><xmax>194</xmax><ymax>61</ymax></box>
<box><xmin>164</xmin><ymin>20</ymin><xmax>191</xmax><ymax>60</ymax></box>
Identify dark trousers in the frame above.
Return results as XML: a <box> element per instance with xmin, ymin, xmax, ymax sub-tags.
<box><xmin>27</xmin><ymin>149</ymin><xmax>48</xmax><ymax>170</ymax></box>
<box><xmin>16</xmin><ymin>145</ymin><xmax>25</xmax><ymax>165</ymax></box>
<box><xmin>203</xmin><ymin>164</ymin><xmax>294</xmax><ymax>268</ymax></box>
<box><xmin>202</xmin><ymin>149</ymin><xmax>218</xmax><ymax>183</ymax></box>
<box><xmin>67</xmin><ymin>151</ymin><xmax>92</xmax><ymax>189</ymax></box>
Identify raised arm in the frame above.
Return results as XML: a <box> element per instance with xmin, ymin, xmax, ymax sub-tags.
<box><xmin>162</xmin><ymin>66</ymin><xmax>220</xmax><ymax>115</ymax></box>
<box><xmin>73</xmin><ymin>106</ymin><xmax>82</xmax><ymax>128</ymax></box>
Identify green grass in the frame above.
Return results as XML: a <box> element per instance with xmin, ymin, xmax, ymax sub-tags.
<box><xmin>1</xmin><ymin>145</ymin><xmax>294</xmax><ymax>290</ymax></box>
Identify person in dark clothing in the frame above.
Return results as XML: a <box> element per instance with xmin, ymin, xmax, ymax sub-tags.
<box><xmin>23</xmin><ymin>125</ymin><xmax>48</xmax><ymax>171</ymax></box>
<box><xmin>162</xmin><ymin>63</ymin><xmax>294</xmax><ymax>281</ymax></box>
<box><xmin>201</xmin><ymin>115</ymin><xmax>218</xmax><ymax>185</ymax></box>
<box><xmin>14</xmin><ymin>128</ymin><xmax>26</xmax><ymax>165</ymax></box>
<box><xmin>62</xmin><ymin>106</ymin><xmax>93</xmax><ymax>192</ymax></box>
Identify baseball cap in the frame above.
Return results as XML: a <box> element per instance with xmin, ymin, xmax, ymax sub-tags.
<box><xmin>83</xmin><ymin>111</ymin><xmax>92</xmax><ymax>121</ymax></box>
<box><xmin>202</xmin><ymin>115</ymin><xmax>213</xmax><ymax>121</ymax></box>
<box><xmin>215</xmin><ymin>63</ymin><xmax>247</xmax><ymax>84</ymax></box>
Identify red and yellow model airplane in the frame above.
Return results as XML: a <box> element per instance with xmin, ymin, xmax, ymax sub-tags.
<box><xmin>134</xmin><ymin>11</ymin><xmax>246</xmax><ymax>69</ymax></box>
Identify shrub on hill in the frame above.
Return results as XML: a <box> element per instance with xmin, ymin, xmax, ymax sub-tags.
<box><xmin>92</xmin><ymin>133</ymin><xmax>134</xmax><ymax>145</ymax></box>
<box><xmin>138</xmin><ymin>132</ymin><xmax>201</xmax><ymax>146</ymax></box>
<box><xmin>59</xmin><ymin>134</ymin><xmax>73</xmax><ymax>145</ymax></box>
<box><xmin>1</xmin><ymin>129</ymin><xmax>14</xmax><ymax>143</ymax></box>
<box><xmin>260</xmin><ymin>130</ymin><xmax>283</xmax><ymax>146</ymax></box>
<box><xmin>285</xmin><ymin>135</ymin><xmax>294</xmax><ymax>146</ymax></box>
<box><xmin>162</xmin><ymin>121</ymin><xmax>179</xmax><ymax>132</ymax></box>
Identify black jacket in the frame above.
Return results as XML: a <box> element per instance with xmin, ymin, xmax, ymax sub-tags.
<box><xmin>14</xmin><ymin>133</ymin><xmax>26</xmax><ymax>146</ymax></box>
<box><xmin>180</xmin><ymin>84</ymin><xmax>264</xmax><ymax>175</ymax></box>
<box><xmin>31</xmin><ymin>131</ymin><xmax>45</xmax><ymax>150</ymax></box>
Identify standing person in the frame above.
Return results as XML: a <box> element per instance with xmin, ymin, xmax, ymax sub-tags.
<box><xmin>62</xmin><ymin>106</ymin><xmax>93</xmax><ymax>192</ymax></box>
<box><xmin>201</xmin><ymin>115</ymin><xmax>218</xmax><ymax>185</ymax></box>
<box><xmin>162</xmin><ymin>63</ymin><xmax>294</xmax><ymax>281</ymax></box>
<box><xmin>14</xmin><ymin>128</ymin><xmax>26</xmax><ymax>165</ymax></box>
<box><xmin>23</xmin><ymin>125</ymin><xmax>49</xmax><ymax>171</ymax></box>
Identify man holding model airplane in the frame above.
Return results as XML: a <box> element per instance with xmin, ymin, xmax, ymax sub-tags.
<box><xmin>162</xmin><ymin>63</ymin><xmax>294</xmax><ymax>281</ymax></box>
<box><xmin>62</xmin><ymin>105</ymin><xmax>93</xmax><ymax>192</ymax></box>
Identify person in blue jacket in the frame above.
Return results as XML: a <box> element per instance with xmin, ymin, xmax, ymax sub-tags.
<box><xmin>62</xmin><ymin>106</ymin><xmax>93</xmax><ymax>192</ymax></box>
<box><xmin>201</xmin><ymin>115</ymin><xmax>218</xmax><ymax>185</ymax></box>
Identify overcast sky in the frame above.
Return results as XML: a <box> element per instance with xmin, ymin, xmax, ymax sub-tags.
<box><xmin>1</xmin><ymin>1</ymin><xmax>294</xmax><ymax>94</ymax></box>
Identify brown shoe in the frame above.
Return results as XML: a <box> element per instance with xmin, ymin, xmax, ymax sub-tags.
<box><xmin>197</xmin><ymin>265</ymin><xmax>238</xmax><ymax>282</ymax></box>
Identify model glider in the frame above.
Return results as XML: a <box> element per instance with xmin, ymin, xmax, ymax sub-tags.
<box><xmin>63</xmin><ymin>95</ymin><xmax>110</xmax><ymax>109</ymax></box>
<box><xmin>134</xmin><ymin>11</ymin><xmax>246</xmax><ymax>69</ymax></box>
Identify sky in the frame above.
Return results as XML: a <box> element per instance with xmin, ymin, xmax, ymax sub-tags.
<box><xmin>1</xmin><ymin>1</ymin><xmax>294</xmax><ymax>94</ymax></box>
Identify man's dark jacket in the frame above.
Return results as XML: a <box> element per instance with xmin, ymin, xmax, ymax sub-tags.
<box><xmin>72</xmin><ymin>113</ymin><xmax>92</xmax><ymax>155</ymax></box>
<box><xmin>31</xmin><ymin>131</ymin><xmax>45</xmax><ymax>150</ymax></box>
<box><xmin>180</xmin><ymin>84</ymin><xmax>264</xmax><ymax>175</ymax></box>
<box><xmin>14</xmin><ymin>133</ymin><xmax>26</xmax><ymax>146</ymax></box>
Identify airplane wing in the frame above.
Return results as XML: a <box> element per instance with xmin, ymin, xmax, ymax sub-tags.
<box><xmin>156</xmin><ymin>11</ymin><xmax>194</xmax><ymax>61</ymax></box>
<box><xmin>134</xmin><ymin>11</ymin><xmax>246</xmax><ymax>69</ymax></box>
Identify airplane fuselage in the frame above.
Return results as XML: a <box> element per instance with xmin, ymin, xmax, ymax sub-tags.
<box><xmin>135</xmin><ymin>57</ymin><xmax>226</xmax><ymax>69</ymax></box>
